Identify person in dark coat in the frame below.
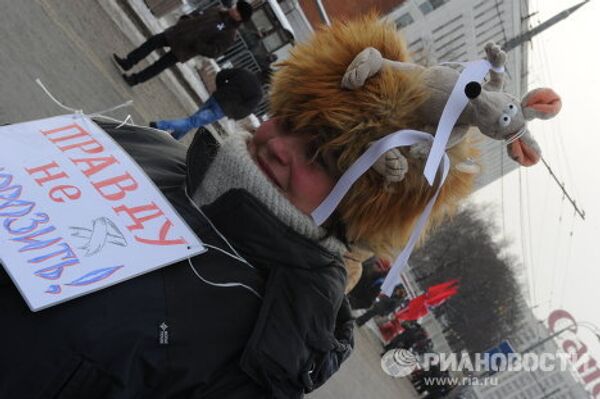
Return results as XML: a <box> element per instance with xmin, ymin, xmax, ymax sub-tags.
<box><xmin>355</xmin><ymin>284</ymin><xmax>408</xmax><ymax>326</ymax></box>
<box><xmin>348</xmin><ymin>256</ymin><xmax>390</xmax><ymax>310</ymax></box>
<box><xmin>411</xmin><ymin>336</ymin><xmax>433</xmax><ymax>355</ymax></box>
<box><xmin>151</xmin><ymin>68</ymin><xmax>263</xmax><ymax>140</ymax></box>
<box><xmin>0</xmin><ymin>122</ymin><xmax>354</xmax><ymax>398</ymax></box>
<box><xmin>1</xmin><ymin>16</ymin><xmax>477</xmax><ymax>399</ymax></box>
<box><xmin>112</xmin><ymin>1</ymin><xmax>253</xmax><ymax>86</ymax></box>
<box><xmin>382</xmin><ymin>321</ymin><xmax>428</xmax><ymax>352</ymax></box>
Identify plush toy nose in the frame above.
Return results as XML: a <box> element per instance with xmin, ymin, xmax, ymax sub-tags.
<box><xmin>465</xmin><ymin>82</ymin><xmax>482</xmax><ymax>99</ymax></box>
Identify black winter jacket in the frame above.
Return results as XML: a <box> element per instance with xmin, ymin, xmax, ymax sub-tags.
<box><xmin>165</xmin><ymin>8</ymin><xmax>238</xmax><ymax>62</ymax></box>
<box><xmin>213</xmin><ymin>68</ymin><xmax>263</xmax><ymax>119</ymax></box>
<box><xmin>0</xmin><ymin>123</ymin><xmax>353</xmax><ymax>399</ymax></box>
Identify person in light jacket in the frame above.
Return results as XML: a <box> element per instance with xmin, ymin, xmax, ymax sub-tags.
<box><xmin>151</xmin><ymin>68</ymin><xmax>263</xmax><ymax>139</ymax></box>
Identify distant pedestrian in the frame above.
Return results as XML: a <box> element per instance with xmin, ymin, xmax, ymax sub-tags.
<box><xmin>348</xmin><ymin>256</ymin><xmax>390</xmax><ymax>310</ymax></box>
<box><xmin>112</xmin><ymin>1</ymin><xmax>253</xmax><ymax>86</ymax></box>
<box><xmin>410</xmin><ymin>336</ymin><xmax>433</xmax><ymax>355</ymax></box>
<box><xmin>151</xmin><ymin>68</ymin><xmax>263</xmax><ymax>140</ymax></box>
<box><xmin>382</xmin><ymin>321</ymin><xmax>427</xmax><ymax>353</ymax></box>
<box><xmin>355</xmin><ymin>284</ymin><xmax>408</xmax><ymax>326</ymax></box>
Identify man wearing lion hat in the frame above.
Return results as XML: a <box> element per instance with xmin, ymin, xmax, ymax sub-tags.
<box><xmin>1</xmin><ymin>14</ymin><xmax>560</xmax><ymax>399</ymax></box>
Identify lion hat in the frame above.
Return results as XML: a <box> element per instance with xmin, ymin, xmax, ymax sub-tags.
<box><xmin>269</xmin><ymin>15</ymin><xmax>480</xmax><ymax>258</ymax></box>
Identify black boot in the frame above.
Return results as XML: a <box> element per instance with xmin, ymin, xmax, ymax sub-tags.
<box><xmin>121</xmin><ymin>73</ymin><xmax>137</xmax><ymax>87</ymax></box>
<box><xmin>112</xmin><ymin>53</ymin><xmax>132</xmax><ymax>71</ymax></box>
<box><xmin>149</xmin><ymin>121</ymin><xmax>157</xmax><ymax>128</ymax></box>
<box><xmin>355</xmin><ymin>314</ymin><xmax>369</xmax><ymax>326</ymax></box>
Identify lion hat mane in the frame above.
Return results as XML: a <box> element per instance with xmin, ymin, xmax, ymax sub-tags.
<box><xmin>269</xmin><ymin>15</ymin><xmax>479</xmax><ymax>258</ymax></box>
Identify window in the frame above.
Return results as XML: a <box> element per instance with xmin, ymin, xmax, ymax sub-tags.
<box><xmin>395</xmin><ymin>12</ymin><xmax>414</xmax><ymax>29</ymax></box>
<box><xmin>419</xmin><ymin>2</ymin><xmax>433</xmax><ymax>14</ymax></box>
<box><xmin>277</xmin><ymin>0</ymin><xmax>294</xmax><ymax>13</ymax></box>
<box><xmin>263</xmin><ymin>32</ymin><xmax>286</xmax><ymax>52</ymax></box>
<box><xmin>419</xmin><ymin>0</ymin><xmax>449</xmax><ymax>15</ymax></box>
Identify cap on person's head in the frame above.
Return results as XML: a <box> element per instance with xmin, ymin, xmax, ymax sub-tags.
<box><xmin>269</xmin><ymin>14</ymin><xmax>479</xmax><ymax>258</ymax></box>
<box><xmin>236</xmin><ymin>1</ymin><xmax>253</xmax><ymax>22</ymax></box>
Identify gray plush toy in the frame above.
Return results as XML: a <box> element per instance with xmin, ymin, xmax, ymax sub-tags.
<box><xmin>342</xmin><ymin>42</ymin><xmax>562</xmax><ymax>181</ymax></box>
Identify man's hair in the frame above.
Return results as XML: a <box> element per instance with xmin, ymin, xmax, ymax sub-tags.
<box><xmin>236</xmin><ymin>1</ymin><xmax>253</xmax><ymax>22</ymax></box>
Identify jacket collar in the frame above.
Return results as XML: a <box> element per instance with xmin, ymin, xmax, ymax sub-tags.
<box><xmin>202</xmin><ymin>189</ymin><xmax>340</xmax><ymax>269</ymax></box>
<box><xmin>185</xmin><ymin>128</ymin><xmax>219</xmax><ymax>195</ymax></box>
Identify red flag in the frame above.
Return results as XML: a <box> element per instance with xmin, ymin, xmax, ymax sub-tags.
<box><xmin>395</xmin><ymin>294</ymin><xmax>428</xmax><ymax>321</ymax></box>
<box><xmin>393</xmin><ymin>280</ymin><xmax>459</xmax><ymax>322</ymax></box>
<box><xmin>426</xmin><ymin>286</ymin><xmax>458</xmax><ymax>307</ymax></box>
<box><xmin>425</xmin><ymin>279</ymin><xmax>459</xmax><ymax>298</ymax></box>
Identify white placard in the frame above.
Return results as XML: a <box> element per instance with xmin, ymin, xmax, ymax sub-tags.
<box><xmin>0</xmin><ymin>114</ymin><xmax>206</xmax><ymax>311</ymax></box>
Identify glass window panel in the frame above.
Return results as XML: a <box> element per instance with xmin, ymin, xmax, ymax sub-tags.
<box><xmin>419</xmin><ymin>2</ymin><xmax>434</xmax><ymax>14</ymax></box>
<box><xmin>396</xmin><ymin>12</ymin><xmax>414</xmax><ymax>28</ymax></box>
<box><xmin>263</xmin><ymin>32</ymin><xmax>285</xmax><ymax>52</ymax></box>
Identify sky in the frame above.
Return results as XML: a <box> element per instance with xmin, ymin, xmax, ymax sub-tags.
<box><xmin>473</xmin><ymin>0</ymin><xmax>600</xmax><ymax>366</ymax></box>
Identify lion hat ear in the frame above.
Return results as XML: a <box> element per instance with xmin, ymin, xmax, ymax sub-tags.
<box><xmin>269</xmin><ymin>14</ymin><xmax>479</xmax><ymax>257</ymax></box>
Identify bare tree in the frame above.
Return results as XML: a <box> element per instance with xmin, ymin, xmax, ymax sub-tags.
<box><xmin>410</xmin><ymin>204</ymin><xmax>524</xmax><ymax>352</ymax></box>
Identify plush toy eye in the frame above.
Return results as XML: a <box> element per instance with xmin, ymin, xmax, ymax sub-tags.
<box><xmin>505</xmin><ymin>103</ymin><xmax>518</xmax><ymax>117</ymax></box>
<box><xmin>498</xmin><ymin>114</ymin><xmax>512</xmax><ymax>127</ymax></box>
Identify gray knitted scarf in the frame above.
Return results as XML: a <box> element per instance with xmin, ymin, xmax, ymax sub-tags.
<box><xmin>193</xmin><ymin>130</ymin><xmax>346</xmax><ymax>255</ymax></box>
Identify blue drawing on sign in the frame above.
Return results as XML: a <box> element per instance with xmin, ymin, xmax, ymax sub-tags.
<box><xmin>65</xmin><ymin>265</ymin><xmax>124</xmax><ymax>286</ymax></box>
<box><xmin>46</xmin><ymin>285</ymin><xmax>62</xmax><ymax>294</ymax></box>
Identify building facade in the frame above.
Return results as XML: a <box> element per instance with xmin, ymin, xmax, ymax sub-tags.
<box><xmin>298</xmin><ymin>0</ymin><xmax>406</xmax><ymax>27</ymax></box>
<box><xmin>464</xmin><ymin>307</ymin><xmax>590</xmax><ymax>399</ymax></box>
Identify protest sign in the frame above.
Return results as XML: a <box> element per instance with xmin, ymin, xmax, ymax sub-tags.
<box><xmin>0</xmin><ymin>114</ymin><xmax>206</xmax><ymax>311</ymax></box>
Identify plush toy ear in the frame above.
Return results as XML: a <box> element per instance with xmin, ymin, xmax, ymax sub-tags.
<box><xmin>522</xmin><ymin>88</ymin><xmax>562</xmax><ymax>120</ymax></box>
<box><xmin>342</xmin><ymin>47</ymin><xmax>384</xmax><ymax>90</ymax></box>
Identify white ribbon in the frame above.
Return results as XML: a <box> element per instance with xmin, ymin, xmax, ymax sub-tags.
<box><xmin>422</xmin><ymin>59</ymin><xmax>493</xmax><ymax>184</ymax></box>
<box><xmin>311</xmin><ymin>130</ymin><xmax>435</xmax><ymax>225</ymax></box>
<box><xmin>310</xmin><ymin>129</ymin><xmax>449</xmax><ymax>296</ymax></box>
<box><xmin>380</xmin><ymin>154</ymin><xmax>449</xmax><ymax>296</ymax></box>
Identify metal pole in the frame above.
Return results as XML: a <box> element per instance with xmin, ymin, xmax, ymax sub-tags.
<box><xmin>314</xmin><ymin>0</ymin><xmax>331</xmax><ymax>26</ymax></box>
<box><xmin>502</xmin><ymin>1</ymin><xmax>590</xmax><ymax>52</ymax></box>
<box><xmin>540</xmin><ymin>157</ymin><xmax>585</xmax><ymax>220</ymax></box>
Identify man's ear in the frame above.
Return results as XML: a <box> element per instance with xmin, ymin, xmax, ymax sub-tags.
<box><xmin>522</xmin><ymin>88</ymin><xmax>562</xmax><ymax>120</ymax></box>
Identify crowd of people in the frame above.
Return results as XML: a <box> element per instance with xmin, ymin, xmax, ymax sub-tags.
<box><xmin>349</xmin><ymin>255</ymin><xmax>460</xmax><ymax>397</ymax></box>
